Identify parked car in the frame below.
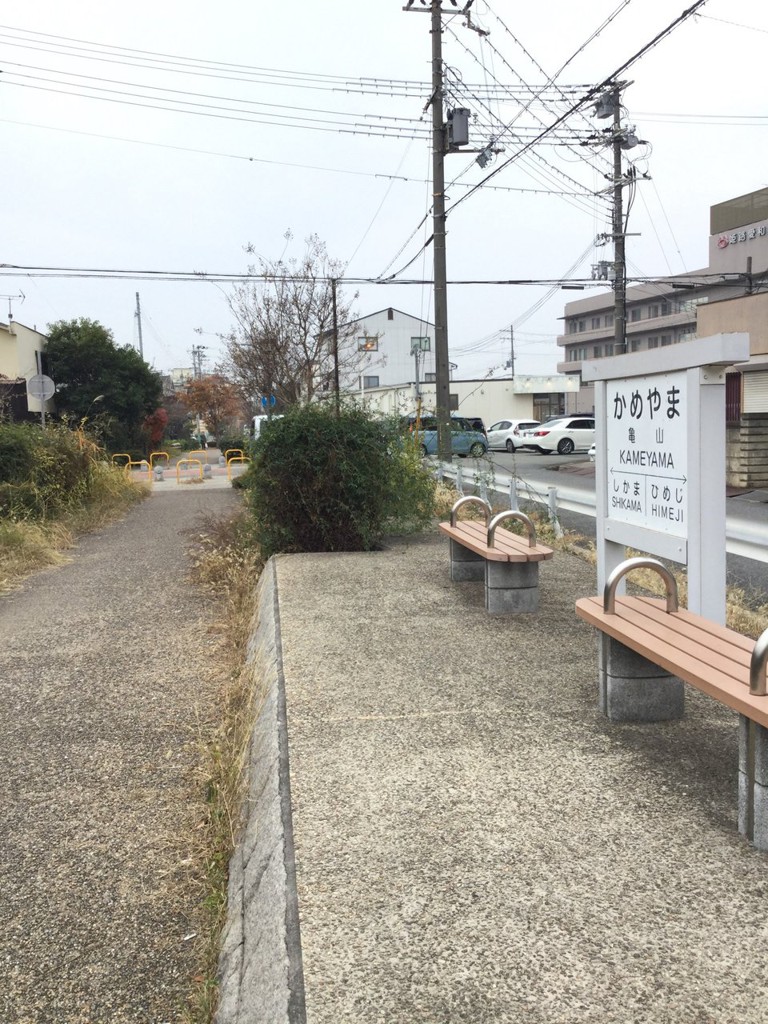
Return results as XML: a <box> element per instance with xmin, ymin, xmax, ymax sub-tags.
<box><xmin>463</xmin><ymin>416</ymin><xmax>487</xmax><ymax>438</ymax></box>
<box><xmin>518</xmin><ymin>416</ymin><xmax>596</xmax><ymax>455</ymax></box>
<box><xmin>486</xmin><ymin>418</ymin><xmax>541</xmax><ymax>452</ymax></box>
<box><xmin>411</xmin><ymin>415</ymin><xmax>488</xmax><ymax>458</ymax></box>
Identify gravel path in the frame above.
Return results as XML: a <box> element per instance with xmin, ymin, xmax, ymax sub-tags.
<box><xmin>1</xmin><ymin>486</ymin><xmax>239</xmax><ymax>1024</ymax></box>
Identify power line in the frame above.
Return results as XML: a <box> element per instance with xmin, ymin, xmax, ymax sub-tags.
<box><xmin>0</xmin><ymin>260</ymin><xmax>740</xmax><ymax>288</ymax></box>
<box><xmin>443</xmin><ymin>0</ymin><xmax>710</xmax><ymax>219</ymax></box>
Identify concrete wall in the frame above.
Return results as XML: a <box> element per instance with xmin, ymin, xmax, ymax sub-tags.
<box><xmin>727</xmin><ymin>413</ymin><xmax>768</xmax><ymax>489</ymax></box>
<box><xmin>698</xmin><ymin>293</ymin><xmax>768</xmax><ymax>358</ymax></box>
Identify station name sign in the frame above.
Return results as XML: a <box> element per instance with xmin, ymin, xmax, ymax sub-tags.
<box><xmin>605</xmin><ymin>372</ymin><xmax>687</xmax><ymax>537</ymax></box>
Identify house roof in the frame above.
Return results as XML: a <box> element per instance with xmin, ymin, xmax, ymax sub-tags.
<box><xmin>0</xmin><ymin>320</ymin><xmax>48</xmax><ymax>338</ymax></box>
<box><xmin>343</xmin><ymin>307</ymin><xmax>435</xmax><ymax>330</ymax></box>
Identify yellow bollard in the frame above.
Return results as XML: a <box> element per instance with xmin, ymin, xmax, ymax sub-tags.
<box><xmin>176</xmin><ymin>458</ymin><xmax>204</xmax><ymax>483</ymax></box>
<box><xmin>224</xmin><ymin>448</ymin><xmax>244</xmax><ymax>464</ymax></box>
<box><xmin>226</xmin><ymin>456</ymin><xmax>249</xmax><ymax>481</ymax></box>
<box><xmin>124</xmin><ymin>459</ymin><xmax>151</xmax><ymax>480</ymax></box>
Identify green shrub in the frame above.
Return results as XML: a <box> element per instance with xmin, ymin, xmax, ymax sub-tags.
<box><xmin>242</xmin><ymin>404</ymin><xmax>435</xmax><ymax>557</ymax></box>
<box><xmin>0</xmin><ymin>422</ymin><xmax>107</xmax><ymax>519</ymax></box>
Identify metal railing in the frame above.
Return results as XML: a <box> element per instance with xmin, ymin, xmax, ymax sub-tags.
<box><xmin>434</xmin><ymin>459</ymin><xmax>768</xmax><ymax>564</ymax></box>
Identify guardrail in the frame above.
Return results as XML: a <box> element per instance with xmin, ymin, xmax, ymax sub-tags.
<box><xmin>433</xmin><ymin>459</ymin><xmax>768</xmax><ymax>565</ymax></box>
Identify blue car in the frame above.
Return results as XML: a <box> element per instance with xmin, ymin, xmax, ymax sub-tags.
<box><xmin>412</xmin><ymin>416</ymin><xmax>488</xmax><ymax>458</ymax></box>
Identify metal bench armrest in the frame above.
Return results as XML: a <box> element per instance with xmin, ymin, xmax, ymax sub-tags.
<box><xmin>603</xmin><ymin>557</ymin><xmax>678</xmax><ymax>614</ymax></box>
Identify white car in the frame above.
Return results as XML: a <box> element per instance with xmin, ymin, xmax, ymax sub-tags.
<box><xmin>486</xmin><ymin>418</ymin><xmax>541</xmax><ymax>453</ymax></box>
<box><xmin>519</xmin><ymin>416</ymin><xmax>596</xmax><ymax>455</ymax></box>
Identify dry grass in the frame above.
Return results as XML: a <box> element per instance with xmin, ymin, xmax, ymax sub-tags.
<box><xmin>182</xmin><ymin>509</ymin><xmax>265</xmax><ymax>1024</ymax></box>
<box><xmin>0</xmin><ymin>465</ymin><xmax>148</xmax><ymax>595</ymax></box>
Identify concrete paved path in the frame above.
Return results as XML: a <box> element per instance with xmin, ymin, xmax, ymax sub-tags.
<box><xmin>273</xmin><ymin>534</ymin><xmax>768</xmax><ymax>1024</ymax></box>
<box><xmin>1</xmin><ymin>485</ymin><xmax>238</xmax><ymax>1024</ymax></box>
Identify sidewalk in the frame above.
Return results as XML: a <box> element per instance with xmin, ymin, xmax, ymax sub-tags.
<box><xmin>260</xmin><ymin>533</ymin><xmax>768</xmax><ymax>1024</ymax></box>
<box><xmin>1</xmin><ymin>486</ymin><xmax>238</xmax><ymax>1024</ymax></box>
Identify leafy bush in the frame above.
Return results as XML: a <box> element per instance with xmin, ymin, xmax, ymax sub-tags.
<box><xmin>242</xmin><ymin>404</ymin><xmax>435</xmax><ymax>556</ymax></box>
<box><xmin>216</xmin><ymin>432</ymin><xmax>251</xmax><ymax>461</ymax></box>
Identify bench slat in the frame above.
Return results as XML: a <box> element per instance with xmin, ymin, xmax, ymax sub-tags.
<box><xmin>439</xmin><ymin>520</ymin><xmax>554</xmax><ymax>563</ymax></box>
<box><xmin>576</xmin><ymin>595</ymin><xmax>768</xmax><ymax>728</ymax></box>
<box><xmin>601</xmin><ymin>597</ymin><xmax>752</xmax><ymax>689</ymax></box>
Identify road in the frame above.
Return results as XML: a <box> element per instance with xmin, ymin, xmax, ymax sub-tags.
<box><xmin>471</xmin><ymin>448</ymin><xmax>768</xmax><ymax>607</ymax></box>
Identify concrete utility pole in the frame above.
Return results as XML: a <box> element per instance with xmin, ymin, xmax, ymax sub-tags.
<box><xmin>611</xmin><ymin>88</ymin><xmax>627</xmax><ymax>356</ymax></box>
<box><xmin>405</xmin><ymin>1</ymin><xmax>455</xmax><ymax>460</ymax></box>
<box><xmin>191</xmin><ymin>344</ymin><xmax>206</xmax><ymax>379</ymax></box>
<box><xmin>135</xmin><ymin>292</ymin><xmax>144</xmax><ymax>359</ymax></box>
<box><xmin>429</xmin><ymin>1</ymin><xmax>451</xmax><ymax>461</ymax></box>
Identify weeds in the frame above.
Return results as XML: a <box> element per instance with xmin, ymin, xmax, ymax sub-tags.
<box><xmin>183</xmin><ymin>509</ymin><xmax>264</xmax><ymax>1024</ymax></box>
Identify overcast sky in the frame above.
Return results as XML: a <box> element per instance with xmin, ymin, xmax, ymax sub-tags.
<box><xmin>2</xmin><ymin>1</ymin><xmax>767</xmax><ymax>381</ymax></box>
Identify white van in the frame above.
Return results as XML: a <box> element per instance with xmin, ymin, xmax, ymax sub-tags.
<box><xmin>251</xmin><ymin>414</ymin><xmax>283</xmax><ymax>438</ymax></box>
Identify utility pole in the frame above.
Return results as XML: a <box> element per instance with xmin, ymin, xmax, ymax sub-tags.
<box><xmin>331</xmin><ymin>278</ymin><xmax>340</xmax><ymax>417</ymax></box>
<box><xmin>429</xmin><ymin>2</ymin><xmax>452</xmax><ymax>460</ymax></box>
<box><xmin>405</xmin><ymin>3</ymin><xmax>482</xmax><ymax>457</ymax></box>
<box><xmin>592</xmin><ymin>83</ymin><xmax>643</xmax><ymax>356</ymax></box>
<box><xmin>507</xmin><ymin>325</ymin><xmax>515</xmax><ymax>378</ymax></box>
<box><xmin>135</xmin><ymin>292</ymin><xmax>144</xmax><ymax>359</ymax></box>
<box><xmin>191</xmin><ymin>344</ymin><xmax>206</xmax><ymax>379</ymax></box>
<box><xmin>611</xmin><ymin>88</ymin><xmax>627</xmax><ymax>355</ymax></box>
<box><xmin>405</xmin><ymin>1</ymin><xmax>453</xmax><ymax>460</ymax></box>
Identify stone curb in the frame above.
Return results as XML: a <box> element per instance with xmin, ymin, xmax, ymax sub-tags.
<box><xmin>215</xmin><ymin>558</ymin><xmax>307</xmax><ymax>1024</ymax></box>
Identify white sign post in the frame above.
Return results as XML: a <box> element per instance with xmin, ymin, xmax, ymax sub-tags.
<box><xmin>583</xmin><ymin>333</ymin><xmax>750</xmax><ymax>624</ymax></box>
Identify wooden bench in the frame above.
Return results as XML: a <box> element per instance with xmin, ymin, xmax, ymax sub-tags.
<box><xmin>576</xmin><ymin>556</ymin><xmax>768</xmax><ymax>851</ymax></box>
<box><xmin>438</xmin><ymin>496</ymin><xmax>554</xmax><ymax>613</ymax></box>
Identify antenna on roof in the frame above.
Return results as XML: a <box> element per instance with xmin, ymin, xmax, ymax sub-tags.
<box><xmin>0</xmin><ymin>291</ymin><xmax>25</xmax><ymax>321</ymax></box>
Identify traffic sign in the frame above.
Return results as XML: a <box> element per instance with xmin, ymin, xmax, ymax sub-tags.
<box><xmin>26</xmin><ymin>374</ymin><xmax>55</xmax><ymax>401</ymax></box>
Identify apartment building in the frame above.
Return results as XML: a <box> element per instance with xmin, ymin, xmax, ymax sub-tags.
<box><xmin>557</xmin><ymin>186</ymin><xmax>768</xmax><ymax>485</ymax></box>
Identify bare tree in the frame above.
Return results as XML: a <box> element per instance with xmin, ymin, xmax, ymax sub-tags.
<box><xmin>224</xmin><ymin>234</ymin><xmax>360</xmax><ymax>409</ymax></box>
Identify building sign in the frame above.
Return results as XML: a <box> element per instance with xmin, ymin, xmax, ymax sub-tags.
<box><xmin>717</xmin><ymin>224</ymin><xmax>767</xmax><ymax>249</ymax></box>
<box><xmin>605</xmin><ymin>372</ymin><xmax>687</xmax><ymax>537</ymax></box>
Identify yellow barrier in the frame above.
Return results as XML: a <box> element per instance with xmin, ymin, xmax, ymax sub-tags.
<box><xmin>188</xmin><ymin>448</ymin><xmax>209</xmax><ymax>465</ymax></box>
<box><xmin>111</xmin><ymin>453</ymin><xmax>131</xmax><ymax>467</ymax></box>
<box><xmin>224</xmin><ymin>448</ymin><xmax>244</xmax><ymax>463</ymax></box>
<box><xmin>124</xmin><ymin>459</ymin><xmax>151</xmax><ymax>480</ymax></box>
<box><xmin>226</xmin><ymin>456</ymin><xmax>249</xmax><ymax>481</ymax></box>
<box><xmin>149</xmin><ymin>451</ymin><xmax>170</xmax><ymax>470</ymax></box>
<box><xmin>176</xmin><ymin>458</ymin><xmax>204</xmax><ymax>483</ymax></box>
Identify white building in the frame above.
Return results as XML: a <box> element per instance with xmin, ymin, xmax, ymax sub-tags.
<box><xmin>0</xmin><ymin>320</ymin><xmax>53</xmax><ymax>419</ymax></box>
<box><xmin>341</xmin><ymin>307</ymin><xmax>438</xmax><ymax>393</ymax></box>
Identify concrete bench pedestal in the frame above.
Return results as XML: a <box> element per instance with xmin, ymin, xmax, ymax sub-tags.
<box><xmin>449</xmin><ymin>538</ymin><xmax>485</xmax><ymax>582</ymax></box>
<box><xmin>485</xmin><ymin>560</ymin><xmax>540</xmax><ymax>615</ymax></box>
<box><xmin>600</xmin><ymin>635</ymin><xmax>685</xmax><ymax>722</ymax></box>
<box><xmin>739</xmin><ymin>717</ymin><xmax>768</xmax><ymax>851</ymax></box>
